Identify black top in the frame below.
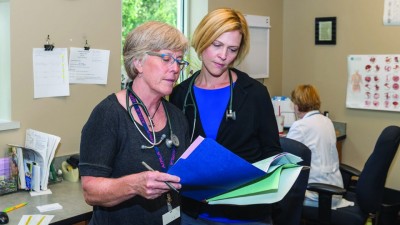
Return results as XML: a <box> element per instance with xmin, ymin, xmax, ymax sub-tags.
<box><xmin>80</xmin><ymin>94</ymin><xmax>190</xmax><ymax>225</ymax></box>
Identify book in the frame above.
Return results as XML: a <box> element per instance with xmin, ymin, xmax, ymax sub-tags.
<box><xmin>167</xmin><ymin>136</ymin><xmax>303</xmax><ymax>205</ymax></box>
<box><xmin>0</xmin><ymin>156</ymin><xmax>18</xmax><ymax>195</ymax></box>
<box><xmin>8</xmin><ymin>129</ymin><xmax>61</xmax><ymax>191</ymax></box>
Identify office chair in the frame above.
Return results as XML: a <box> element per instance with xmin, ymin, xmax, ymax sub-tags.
<box><xmin>273</xmin><ymin>137</ymin><xmax>311</xmax><ymax>225</ymax></box>
<box><xmin>301</xmin><ymin>125</ymin><xmax>400</xmax><ymax>225</ymax></box>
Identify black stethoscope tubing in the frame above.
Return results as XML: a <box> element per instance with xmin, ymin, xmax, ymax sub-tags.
<box><xmin>126</xmin><ymin>84</ymin><xmax>179</xmax><ymax>149</ymax></box>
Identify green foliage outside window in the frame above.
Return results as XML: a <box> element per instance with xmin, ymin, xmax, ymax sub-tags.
<box><xmin>122</xmin><ymin>0</ymin><xmax>177</xmax><ymax>46</ymax></box>
<box><xmin>121</xmin><ymin>0</ymin><xmax>200</xmax><ymax>87</ymax></box>
<box><xmin>121</xmin><ymin>0</ymin><xmax>178</xmax><ymax>89</ymax></box>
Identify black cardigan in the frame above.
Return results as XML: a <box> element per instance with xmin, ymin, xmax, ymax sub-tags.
<box><xmin>170</xmin><ymin>68</ymin><xmax>281</xmax><ymax>162</ymax></box>
<box><xmin>169</xmin><ymin>68</ymin><xmax>282</xmax><ymax>220</ymax></box>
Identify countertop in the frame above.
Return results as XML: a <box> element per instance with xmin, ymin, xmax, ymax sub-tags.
<box><xmin>0</xmin><ymin>181</ymin><xmax>92</xmax><ymax>225</ymax></box>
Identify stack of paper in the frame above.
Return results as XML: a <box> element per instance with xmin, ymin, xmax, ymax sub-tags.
<box><xmin>9</xmin><ymin>129</ymin><xmax>61</xmax><ymax>192</ymax></box>
<box><xmin>167</xmin><ymin>136</ymin><xmax>303</xmax><ymax>205</ymax></box>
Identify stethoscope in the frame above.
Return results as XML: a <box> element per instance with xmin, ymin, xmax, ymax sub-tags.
<box><xmin>303</xmin><ymin>111</ymin><xmax>321</xmax><ymax>118</ymax></box>
<box><xmin>126</xmin><ymin>83</ymin><xmax>179</xmax><ymax>149</ymax></box>
<box><xmin>183</xmin><ymin>69</ymin><xmax>236</xmax><ymax>142</ymax></box>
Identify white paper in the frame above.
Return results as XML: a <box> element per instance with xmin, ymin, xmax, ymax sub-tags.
<box><xmin>69</xmin><ymin>47</ymin><xmax>110</xmax><ymax>84</ymax></box>
<box><xmin>32</xmin><ymin>48</ymin><xmax>70</xmax><ymax>98</ymax></box>
<box><xmin>18</xmin><ymin>215</ymin><xmax>54</xmax><ymax>225</ymax></box>
<box><xmin>25</xmin><ymin>129</ymin><xmax>61</xmax><ymax>190</ymax></box>
<box><xmin>30</xmin><ymin>189</ymin><xmax>52</xmax><ymax>196</ymax></box>
<box><xmin>36</xmin><ymin>203</ymin><xmax>63</xmax><ymax>212</ymax></box>
<box><xmin>383</xmin><ymin>0</ymin><xmax>400</xmax><ymax>25</ymax></box>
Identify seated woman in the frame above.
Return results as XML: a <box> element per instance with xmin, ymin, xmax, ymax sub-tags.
<box><xmin>286</xmin><ymin>84</ymin><xmax>353</xmax><ymax>209</ymax></box>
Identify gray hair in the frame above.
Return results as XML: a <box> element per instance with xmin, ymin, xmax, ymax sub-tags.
<box><xmin>123</xmin><ymin>21</ymin><xmax>189</xmax><ymax>80</ymax></box>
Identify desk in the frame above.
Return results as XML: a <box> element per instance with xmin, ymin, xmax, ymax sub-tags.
<box><xmin>0</xmin><ymin>181</ymin><xmax>92</xmax><ymax>225</ymax></box>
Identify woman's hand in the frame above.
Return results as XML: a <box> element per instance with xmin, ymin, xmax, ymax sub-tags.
<box><xmin>81</xmin><ymin>172</ymin><xmax>181</xmax><ymax>207</ymax></box>
<box><xmin>135</xmin><ymin>171</ymin><xmax>181</xmax><ymax>199</ymax></box>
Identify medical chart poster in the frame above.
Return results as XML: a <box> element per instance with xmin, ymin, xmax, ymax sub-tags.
<box><xmin>32</xmin><ymin>48</ymin><xmax>70</xmax><ymax>98</ymax></box>
<box><xmin>346</xmin><ymin>55</ymin><xmax>400</xmax><ymax>112</ymax></box>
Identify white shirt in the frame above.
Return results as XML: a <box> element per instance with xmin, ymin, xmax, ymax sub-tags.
<box><xmin>287</xmin><ymin>111</ymin><xmax>352</xmax><ymax>209</ymax></box>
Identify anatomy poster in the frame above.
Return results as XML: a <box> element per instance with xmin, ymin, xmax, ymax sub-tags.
<box><xmin>346</xmin><ymin>55</ymin><xmax>400</xmax><ymax>112</ymax></box>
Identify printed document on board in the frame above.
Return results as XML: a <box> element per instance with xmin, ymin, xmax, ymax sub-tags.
<box><xmin>32</xmin><ymin>48</ymin><xmax>70</xmax><ymax>98</ymax></box>
<box><xmin>69</xmin><ymin>47</ymin><xmax>110</xmax><ymax>84</ymax></box>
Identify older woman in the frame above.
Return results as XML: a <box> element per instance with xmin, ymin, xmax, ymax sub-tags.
<box><xmin>79</xmin><ymin>21</ymin><xmax>190</xmax><ymax>225</ymax></box>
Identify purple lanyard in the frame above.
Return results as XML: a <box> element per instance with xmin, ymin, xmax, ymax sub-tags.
<box><xmin>129</xmin><ymin>93</ymin><xmax>176</xmax><ymax>171</ymax></box>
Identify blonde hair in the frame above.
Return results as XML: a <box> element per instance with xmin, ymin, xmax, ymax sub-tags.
<box><xmin>123</xmin><ymin>21</ymin><xmax>189</xmax><ymax>80</ymax></box>
<box><xmin>191</xmin><ymin>8</ymin><xmax>250</xmax><ymax>66</ymax></box>
<box><xmin>291</xmin><ymin>84</ymin><xmax>321</xmax><ymax>112</ymax></box>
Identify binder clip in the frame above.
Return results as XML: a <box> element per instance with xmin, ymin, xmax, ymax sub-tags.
<box><xmin>44</xmin><ymin>35</ymin><xmax>54</xmax><ymax>51</ymax></box>
<box><xmin>84</xmin><ymin>40</ymin><xmax>90</xmax><ymax>50</ymax></box>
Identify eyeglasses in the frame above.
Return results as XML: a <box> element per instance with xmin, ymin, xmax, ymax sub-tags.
<box><xmin>146</xmin><ymin>52</ymin><xmax>189</xmax><ymax>71</ymax></box>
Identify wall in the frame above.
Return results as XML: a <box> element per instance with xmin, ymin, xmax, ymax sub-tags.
<box><xmin>1</xmin><ymin>0</ymin><xmax>283</xmax><ymax>156</ymax></box>
<box><xmin>283</xmin><ymin>0</ymin><xmax>400</xmax><ymax>189</ymax></box>
<box><xmin>209</xmin><ymin>0</ymin><xmax>284</xmax><ymax>97</ymax></box>
<box><xmin>1</xmin><ymin>0</ymin><xmax>121</xmax><ymax>156</ymax></box>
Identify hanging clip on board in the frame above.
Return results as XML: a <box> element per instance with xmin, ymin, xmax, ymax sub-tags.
<box><xmin>44</xmin><ymin>35</ymin><xmax>54</xmax><ymax>51</ymax></box>
<box><xmin>84</xmin><ymin>40</ymin><xmax>90</xmax><ymax>50</ymax></box>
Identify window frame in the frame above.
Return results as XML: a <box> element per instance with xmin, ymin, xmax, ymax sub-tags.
<box><xmin>0</xmin><ymin>0</ymin><xmax>20</xmax><ymax>131</ymax></box>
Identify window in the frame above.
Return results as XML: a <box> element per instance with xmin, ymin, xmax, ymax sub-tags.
<box><xmin>0</xmin><ymin>0</ymin><xmax>20</xmax><ymax>131</ymax></box>
<box><xmin>122</xmin><ymin>0</ymin><xmax>183</xmax><ymax>43</ymax></box>
<box><xmin>120</xmin><ymin>0</ymin><xmax>207</xmax><ymax>85</ymax></box>
<box><xmin>121</xmin><ymin>0</ymin><xmax>186</xmax><ymax>88</ymax></box>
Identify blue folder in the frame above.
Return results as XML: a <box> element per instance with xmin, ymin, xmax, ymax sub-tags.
<box><xmin>168</xmin><ymin>136</ymin><xmax>273</xmax><ymax>201</ymax></box>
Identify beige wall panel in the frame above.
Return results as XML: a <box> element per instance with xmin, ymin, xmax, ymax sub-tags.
<box><xmin>208</xmin><ymin>0</ymin><xmax>283</xmax><ymax>97</ymax></box>
<box><xmin>2</xmin><ymin>0</ymin><xmax>121</xmax><ymax>156</ymax></box>
<box><xmin>283</xmin><ymin>0</ymin><xmax>400</xmax><ymax>189</ymax></box>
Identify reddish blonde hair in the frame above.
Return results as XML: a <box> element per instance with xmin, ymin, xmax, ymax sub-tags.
<box><xmin>291</xmin><ymin>84</ymin><xmax>321</xmax><ymax>112</ymax></box>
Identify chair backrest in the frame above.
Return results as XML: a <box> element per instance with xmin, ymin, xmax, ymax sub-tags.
<box><xmin>278</xmin><ymin>137</ymin><xmax>311</xmax><ymax>225</ymax></box>
<box><xmin>356</xmin><ymin>125</ymin><xmax>400</xmax><ymax>214</ymax></box>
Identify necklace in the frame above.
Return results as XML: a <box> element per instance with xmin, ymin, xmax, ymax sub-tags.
<box><xmin>149</xmin><ymin>100</ymin><xmax>162</xmax><ymax>127</ymax></box>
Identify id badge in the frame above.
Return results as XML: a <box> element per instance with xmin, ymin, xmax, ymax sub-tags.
<box><xmin>162</xmin><ymin>206</ymin><xmax>180</xmax><ymax>225</ymax></box>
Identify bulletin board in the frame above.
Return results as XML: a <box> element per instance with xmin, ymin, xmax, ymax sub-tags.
<box><xmin>346</xmin><ymin>55</ymin><xmax>400</xmax><ymax>112</ymax></box>
<box><xmin>236</xmin><ymin>14</ymin><xmax>270</xmax><ymax>79</ymax></box>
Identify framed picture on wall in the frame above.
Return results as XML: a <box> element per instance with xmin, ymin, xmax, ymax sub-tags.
<box><xmin>315</xmin><ymin>17</ymin><xmax>336</xmax><ymax>45</ymax></box>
